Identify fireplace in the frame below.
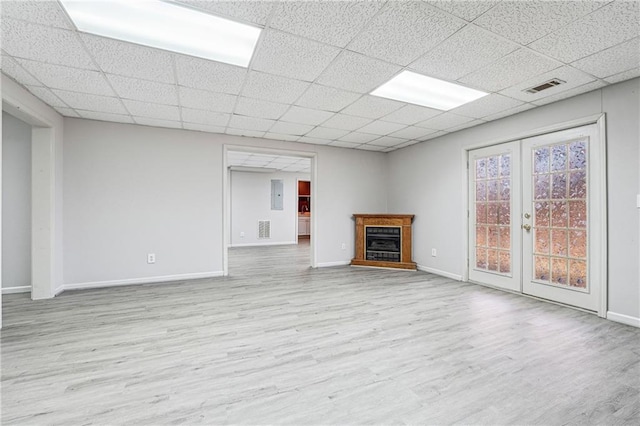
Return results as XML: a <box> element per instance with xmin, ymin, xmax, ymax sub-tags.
<box><xmin>352</xmin><ymin>214</ymin><xmax>416</xmax><ymax>270</ymax></box>
<box><xmin>366</xmin><ymin>226</ymin><xmax>401</xmax><ymax>262</ymax></box>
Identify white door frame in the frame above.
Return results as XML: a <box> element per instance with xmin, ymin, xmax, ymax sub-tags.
<box><xmin>2</xmin><ymin>99</ymin><xmax>59</xmax><ymax>302</ymax></box>
<box><xmin>222</xmin><ymin>145</ymin><xmax>317</xmax><ymax>275</ymax></box>
<box><xmin>462</xmin><ymin>114</ymin><xmax>607</xmax><ymax>317</ymax></box>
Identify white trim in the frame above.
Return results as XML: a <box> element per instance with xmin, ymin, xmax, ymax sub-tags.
<box><xmin>417</xmin><ymin>264</ymin><xmax>463</xmax><ymax>281</ymax></box>
<box><xmin>54</xmin><ymin>286</ymin><xmax>64</xmax><ymax>296</ymax></box>
<box><xmin>597</xmin><ymin>115</ymin><xmax>608</xmax><ymax>318</ymax></box>
<box><xmin>463</xmin><ymin>113</ymin><xmax>604</xmax><ymax>151</ymax></box>
<box><xmin>229</xmin><ymin>241</ymin><xmax>297</xmax><ymax>248</ymax></box>
<box><xmin>317</xmin><ymin>260</ymin><xmax>351</xmax><ymax>267</ymax></box>
<box><xmin>2</xmin><ymin>286</ymin><xmax>31</xmax><ymax>294</ymax></box>
<box><xmin>61</xmin><ymin>271</ymin><xmax>224</xmax><ymax>292</ymax></box>
<box><xmin>606</xmin><ymin>311</ymin><xmax>640</xmax><ymax>328</ymax></box>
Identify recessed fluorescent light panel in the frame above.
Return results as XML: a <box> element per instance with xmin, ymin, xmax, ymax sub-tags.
<box><xmin>371</xmin><ymin>71</ymin><xmax>488</xmax><ymax>111</ymax></box>
<box><xmin>59</xmin><ymin>0</ymin><xmax>261</xmax><ymax>67</ymax></box>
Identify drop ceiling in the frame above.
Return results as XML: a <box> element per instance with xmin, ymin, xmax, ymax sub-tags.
<box><xmin>228</xmin><ymin>152</ymin><xmax>311</xmax><ymax>173</ymax></box>
<box><xmin>2</xmin><ymin>1</ymin><xmax>639</xmax><ymax>153</ymax></box>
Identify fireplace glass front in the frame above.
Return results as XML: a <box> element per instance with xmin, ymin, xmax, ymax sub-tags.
<box><xmin>366</xmin><ymin>226</ymin><xmax>401</xmax><ymax>262</ymax></box>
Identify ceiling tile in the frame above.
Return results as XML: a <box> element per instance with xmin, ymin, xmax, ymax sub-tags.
<box><xmin>329</xmin><ymin>140</ymin><xmax>361</xmax><ymax>149</ymax></box>
<box><xmin>226</xmin><ymin>128</ymin><xmax>265</xmax><ymax>138</ymax></box>
<box><xmin>389</xmin><ymin>126</ymin><xmax>438</xmax><ymax>140</ymax></box>
<box><xmin>316</xmin><ymin>51</ymin><xmax>401</xmax><ymax>94</ymax></box>
<box><xmin>134</xmin><ymin>117</ymin><xmax>182</xmax><ymax>129</ymax></box>
<box><xmin>295</xmin><ymin>84</ymin><xmax>361</xmax><ymax>112</ymax></box>
<box><xmin>263</xmin><ymin>133</ymin><xmax>301</xmax><ymax>142</ymax></box>
<box><xmin>298</xmin><ymin>136</ymin><xmax>333</xmax><ymax>145</ymax></box>
<box><xmin>270</xmin><ymin>121</ymin><xmax>314</xmax><ymax>136</ymax></box>
<box><xmin>459</xmin><ymin>48</ymin><xmax>563</xmax><ymax>92</ymax></box>
<box><xmin>423</xmin><ymin>130</ymin><xmax>448</xmax><ymax>141</ymax></box>
<box><xmin>25</xmin><ymin>86</ymin><xmax>67</xmax><ymax>107</ymax></box>
<box><xmin>80</xmin><ymin>34</ymin><xmax>175</xmax><ymax>83</ymax></box>
<box><xmin>181</xmin><ymin>108</ymin><xmax>230</xmax><ymax>126</ymax></box>
<box><xmin>380</xmin><ymin>104</ymin><xmax>442</xmax><ymax>125</ymax></box>
<box><xmin>348</xmin><ymin>1</ymin><xmax>465</xmax><ymax>66</ymax></box>
<box><xmin>482</xmin><ymin>103</ymin><xmax>536</xmax><ymax>122</ymax></box>
<box><xmin>474</xmin><ymin>1</ymin><xmax>604</xmax><ymax>45</ymax></box>
<box><xmin>416</xmin><ymin>113</ymin><xmax>475</xmax><ymax>130</ymax></box>
<box><xmin>251</xmin><ymin>30</ymin><xmax>340</xmax><ymax>82</ymax></box>
<box><xmin>241</xmin><ymin>71</ymin><xmax>310</xmax><ymax>104</ymax></box>
<box><xmin>229</xmin><ymin>115</ymin><xmax>276</xmax><ymax>132</ymax></box>
<box><xmin>357</xmin><ymin>120</ymin><xmax>406</xmax><ymax>136</ymax></box>
<box><xmin>357</xmin><ymin>144</ymin><xmax>387</xmax><ymax>151</ymax></box>
<box><xmin>123</xmin><ymin>100</ymin><xmax>180</xmax><ymax>121</ymax></box>
<box><xmin>305</xmin><ymin>127</ymin><xmax>350</xmax><ymax>140</ymax></box>
<box><xmin>176</xmin><ymin>0</ymin><xmax>274</xmax><ymax>25</ymax></box>
<box><xmin>409</xmin><ymin>25</ymin><xmax>518</xmax><ymax>81</ymax></box>
<box><xmin>395</xmin><ymin>140</ymin><xmax>422</xmax><ymax>149</ymax></box>
<box><xmin>175</xmin><ymin>55</ymin><xmax>246</xmax><ymax>94</ymax></box>
<box><xmin>427</xmin><ymin>1</ymin><xmax>500</xmax><ymax>21</ymax></box>
<box><xmin>178</xmin><ymin>87</ymin><xmax>236</xmax><ymax>113</ymax></box>
<box><xmin>2</xmin><ymin>19</ymin><xmax>96</xmax><ymax>69</ymax></box>
<box><xmin>446</xmin><ymin>119</ymin><xmax>486</xmax><ymax>133</ymax></box>
<box><xmin>341</xmin><ymin>95</ymin><xmax>404</xmax><ymax>119</ymax></box>
<box><xmin>321</xmin><ymin>114</ymin><xmax>373</xmax><ymax>131</ymax></box>
<box><xmin>498</xmin><ymin>66</ymin><xmax>597</xmax><ymax>102</ymax></box>
<box><xmin>450</xmin><ymin>94</ymin><xmax>524</xmax><ymax>119</ymax></box>
<box><xmin>571</xmin><ymin>38</ymin><xmax>640</xmax><ymax>79</ymax></box>
<box><xmin>1</xmin><ymin>55</ymin><xmax>41</xmax><ymax>86</ymax></box>
<box><xmin>183</xmin><ymin>122</ymin><xmax>226</xmax><ymax>134</ymax></box>
<box><xmin>2</xmin><ymin>0</ymin><xmax>73</xmax><ymax>29</ymax></box>
<box><xmin>54</xmin><ymin>107</ymin><xmax>80</xmax><ymax>117</ymax></box>
<box><xmin>17</xmin><ymin>59</ymin><xmax>115</xmax><ymax>96</ymax></box>
<box><xmin>338</xmin><ymin>132</ymin><xmax>381</xmax><ymax>143</ymax></box>
<box><xmin>532</xmin><ymin>81</ymin><xmax>607</xmax><ymax>106</ymax></box>
<box><xmin>52</xmin><ymin>90</ymin><xmax>127</xmax><ymax>114</ymax></box>
<box><xmin>235</xmin><ymin>97</ymin><xmax>289</xmax><ymax>120</ymax></box>
<box><xmin>369</xmin><ymin>136</ymin><xmax>408</xmax><ymax>147</ymax></box>
<box><xmin>108</xmin><ymin>74</ymin><xmax>178</xmax><ymax>105</ymax></box>
<box><xmin>604</xmin><ymin>68</ymin><xmax>640</xmax><ymax>84</ymax></box>
<box><xmin>529</xmin><ymin>1</ymin><xmax>640</xmax><ymax>63</ymax></box>
<box><xmin>270</xmin><ymin>1</ymin><xmax>384</xmax><ymax>48</ymax></box>
<box><xmin>79</xmin><ymin>110</ymin><xmax>134</xmax><ymax>124</ymax></box>
<box><xmin>280</xmin><ymin>106</ymin><xmax>333</xmax><ymax>126</ymax></box>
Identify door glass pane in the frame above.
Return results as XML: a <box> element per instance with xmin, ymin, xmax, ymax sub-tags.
<box><xmin>531</xmin><ymin>139</ymin><xmax>588</xmax><ymax>289</ymax></box>
<box><xmin>474</xmin><ymin>154</ymin><xmax>511</xmax><ymax>275</ymax></box>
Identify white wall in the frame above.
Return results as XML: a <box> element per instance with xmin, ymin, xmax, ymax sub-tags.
<box><xmin>2</xmin><ymin>112</ymin><xmax>32</xmax><ymax>290</ymax></box>
<box><xmin>63</xmin><ymin>118</ymin><xmax>387</xmax><ymax>286</ymax></box>
<box><xmin>387</xmin><ymin>78</ymin><xmax>640</xmax><ymax>320</ymax></box>
<box><xmin>230</xmin><ymin>170</ymin><xmax>309</xmax><ymax>246</ymax></box>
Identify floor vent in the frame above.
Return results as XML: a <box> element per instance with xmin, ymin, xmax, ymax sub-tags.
<box><xmin>524</xmin><ymin>79</ymin><xmax>565</xmax><ymax>94</ymax></box>
<box><xmin>258</xmin><ymin>220</ymin><xmax>271</xmax><ymax>239</ymax></box>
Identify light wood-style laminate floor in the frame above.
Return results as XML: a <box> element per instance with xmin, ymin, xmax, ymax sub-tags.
<box><xmin>2</xmin><ymin>241</ymin><xmax>639</xmax><ymax>425</ymax></box>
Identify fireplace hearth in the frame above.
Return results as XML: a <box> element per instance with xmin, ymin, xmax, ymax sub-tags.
<box><xmin>352</xmin><ymin>214</ymin><xmax>416</xmax><ymax>270</ymax></box>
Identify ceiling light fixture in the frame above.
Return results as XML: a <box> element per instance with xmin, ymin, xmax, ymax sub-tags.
<box><xmin>371</xmin><ymin>71</ymin><xmax>488</xmax><ymax>110</ymax></box>
<box><xmin>59</xmin><ymin>0</ymin><xmax>261</xmax><ymax>67</ymax></box>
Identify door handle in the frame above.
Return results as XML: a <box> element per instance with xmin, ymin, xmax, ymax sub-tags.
<box><xmin>522</xmin><ymin>224</ymin><xmax>531</xmax><ymax>231</ymax></box>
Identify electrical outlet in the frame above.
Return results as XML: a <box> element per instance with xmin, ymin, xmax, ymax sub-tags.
<box><xmin>431</xmin><ymin>248</ymin><xmax>437</xmax><ymax>257</ymax></box>
<box><xmin>240</xmin><ymin>231</ymin><xmax>245</xmax><ymax>238</ymax></box>
<box><xmin>147</xmin><ymin>253</ymin><xmax>156</xmax><ymax>264</ymax></box>
<box><xmin>341</xmin><ymin>242</ymin><xmax>346</xmax><ymax>250</ymax></box>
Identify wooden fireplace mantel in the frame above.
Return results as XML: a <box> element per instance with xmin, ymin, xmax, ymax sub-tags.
<box><xmin>351</xmin><ymin>214</ymin><xmax>417</xmax><ymax>270</ymax></box>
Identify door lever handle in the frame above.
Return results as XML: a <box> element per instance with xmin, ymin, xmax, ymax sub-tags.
<box><xmin>522</xmin><ymin>224</ymin><xmax>531</xmax><ymax>231</ymax></box>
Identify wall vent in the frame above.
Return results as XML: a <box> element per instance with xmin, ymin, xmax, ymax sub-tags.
<box><xmin>524</xmin><ymin>79</ymin><xmax>565</xmax><ymax>94</ymax></box>
<box><xmin>258</xmin><ymin>220</ymin><xmax>271</xmax><ymax>239</ymax></box>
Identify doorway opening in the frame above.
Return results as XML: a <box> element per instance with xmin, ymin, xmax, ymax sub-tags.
<box><xmin>223</xmin><ymin>146</ymin><xmax>317</xmax><ymax>277</ymax></box>
<box><xmin>466</xmin><ymin>118</ymin><xmax>607</xmax><ymax>316</ymax></box>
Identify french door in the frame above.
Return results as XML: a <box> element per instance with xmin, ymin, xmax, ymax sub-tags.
<box><xmin>469</xmin><ymin>124</ymin><xmax>604</xmax><ymax>313</ymax></box>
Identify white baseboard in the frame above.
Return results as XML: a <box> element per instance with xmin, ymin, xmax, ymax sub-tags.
<box><xmin>317</xmin><ymin>260</ymin><xmax>351</xmax><ymax>268</ymax></box>
<box><xmin>416</xmin><ymin>264</ymin><xmax>463</xmax><ymax>281</ymax></box>
<box><xmin>62</xmin><ymin>271</ymin><xmax>224</xmax><ymax>292</ymax></box>
<box><xmin>607</xmin><ymin>311</ymin><xmax>640</xmax><ymax>328</ymax></box>
<box><xmin>229</xmin><ymin>241</ymin><xmax>297</xmax><ymax>248</ymax></box>
<box><xmin>2</xmin><ymin>286</ymin><xmax>31</xmax><ymax>294</ymax></box>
